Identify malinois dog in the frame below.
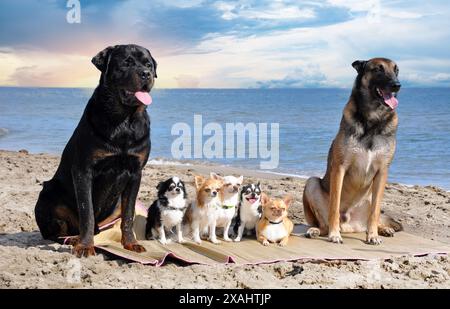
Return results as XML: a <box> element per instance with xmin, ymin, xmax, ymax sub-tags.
<box><xmin>303</xmin><ymin>58</ymin><xmax>403</xmax><ymax>245</ymax></box>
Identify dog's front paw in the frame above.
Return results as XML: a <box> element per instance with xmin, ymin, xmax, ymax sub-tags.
<box><xmin>209</xmin><ymin>238</ymin><xmax>221</xmax><ymax>244</ymax></box>
<box><xmin>233</xmin><ymin>237</ymin><xmax>241</xmax><ymax>242</ymax></box>
<box><xmin>193</xmin><ymin>238</ymin><xmax>202</xmax><ymax>244</ymax></box>
<box><xmin>223</xmin><ymin>237</ymin><xmax>232</xmax><ymax>242</ymax></box>
<box><xmin>305</xmin><ymin>227</ymin><xmax>321</xmax><ymax>239</ymax></box>
<box><xmin>261</xmin><ymin>239</ymin><xmax>270</xmax><ymax>246</ymax></box>
<box><xmin>72</xmin><ymin>244</ymin><xmax>96</xmax><ymax>258</ymax></box>
<box><xmin>366</xmin><ymin>235</ymin><xmax>383</xmax><ymax>245</ymax></box>
<box><xmin>278</xmin><ymin>239</ymin><xmax>288</xmax><ymax>247</ymax></box>
<box><xmin>328</xmin><ymin>232</ymin><xmax>343</xmax><ymax>244</ymax></box>
<box><xmin>158</xmin><ymin>238</ymin><xmax>171</xmax><ymax>245</ymax></box>
<box><xmin>65</xmin><ymin>236</ymin><xmax>81</xmax><ymax>246</ymax></box>
<box><xmin>123</xmin><ymin>243</ymin><xmax>146</xmax><ymax>253</ymax></box>
<box><xmin>177</xmin><ymin>238</ymin><xmax>186</xmax><ymax>244</ymax></box>
<box><xmin>379</xmin><ymin>226</ymin><xmax>395</xmax><ymax>237</ymax></box>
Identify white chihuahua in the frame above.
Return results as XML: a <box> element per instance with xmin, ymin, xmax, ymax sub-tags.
<box><xmin>211</xmin><ymin>172</ymin><xmax>243</xmax><ymax>242</ymax></box>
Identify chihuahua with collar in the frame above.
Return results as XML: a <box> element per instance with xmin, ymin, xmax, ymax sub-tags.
<box><xmin>256</xmin><ymin>193</ymin><xmax>294</xmax><ymax>246</ymax></box>
<box><xmin>212</xmin><ymin>173</ymin><xmax>243</xmax><ymax>242</ymax></box>
<box><xmin>145</xmin><ymin>177</ymin><xmax>188</xmax><ymax>244</ymax></box>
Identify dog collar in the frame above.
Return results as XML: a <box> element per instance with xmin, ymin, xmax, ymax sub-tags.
<box><xmin>266</xmin><ymin>217</ymin><xmax>283</xmax><ymax>225</ymax></box>
<box><xmin>164</xmin><ymin>206</ymin><xmax>186</xmax><ymax>212</ymax></box>
<box><xmin>221</xmin><ymin>204</ymin><xmax>235</xmax><ymax>209</ymax></box>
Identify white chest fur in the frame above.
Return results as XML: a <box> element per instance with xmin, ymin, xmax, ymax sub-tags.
<box><xmin>261</xmin><ymin>223</ymin><xmax>287</xmax><ymax>242</ymax></box>
<box><xmin>215</xmin><ymin>194</ymin><xmax>238</xmax><ymax>227</ymax></box>
<box><xmin>240</xmin><ymin>202</ymin><xmax>261</xmax><ymax>229</ymax></box>
<box><xmin>195</xmin><ymin>198</ymin><xmax>220</xmax><ymax>227</ymax></box>
<box><xmin>365</xmin><ymin>150</ymin><xmax>375</xmax><ymax>173</ymax></box>
<box><xmin>216</xmin><ymin>207</ymin><xmax>236</xmax><ymax>227</ymax></box>
<box><xmin>161</xmin><ymin>209</ymin><xmax>184</xmax><ymax>228</ymax></box>
<box><xmin>160</xmin><ymin>194</ymin><xmax>186</xmax><ymax>228</ymax></box>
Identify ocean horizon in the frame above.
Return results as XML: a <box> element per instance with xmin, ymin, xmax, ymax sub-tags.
<box><xmin>1</xmin><ymin>87</ymin><xmax>449</xmax><ymax>190</ymax></box>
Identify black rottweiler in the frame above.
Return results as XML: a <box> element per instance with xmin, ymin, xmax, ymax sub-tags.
<box><xmin>34</xmin><ymin>44</ymin><xmax>157</xmax><ymax>257</ymax></box>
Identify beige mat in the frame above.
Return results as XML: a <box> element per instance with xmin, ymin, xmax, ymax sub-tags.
<box><xmin>93</xmin><ymin>204</ymin><xmax>450</xmax><ymax>266</ymax></box>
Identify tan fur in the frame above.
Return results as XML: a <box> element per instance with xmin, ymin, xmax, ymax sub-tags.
<box><xmin>256</xmin><ymin>193</ymin><xmax>294</xmax><ymax>246</ymax></box>
<box><xmin>303</xmin><ymin>58</ymin><xmax>403</xmax><ymax>245</ymax></box>
<box><xmin>183</xmin><ymin>174</ymin><xmax>224</xmax><ymax>244</ymax></box>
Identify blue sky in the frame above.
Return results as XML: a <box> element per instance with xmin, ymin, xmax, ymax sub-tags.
<box><xmin>0</xmin><ymin>0</ymin><xmax>449</xmax><ymax>88</ymax></box>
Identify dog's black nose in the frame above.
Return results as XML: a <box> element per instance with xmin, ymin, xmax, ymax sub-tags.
<box><xmin>390</xmin><ymin>80</ymin><xmax>401</xmax><ymax>91</ymax></box>
<box><xmin>141</xmin><ymin>70</ymin><xmax>151</xmax><ymax>80</ymax></box>
<box><xmin>176</xmin><ymin>187</ymin><xmax>180</xmax><ymax>192</ymax></box>
<box><xmin>212</xmin><ymin>191</ymin><xmax>217</xmax><ymax>196</ymax></box>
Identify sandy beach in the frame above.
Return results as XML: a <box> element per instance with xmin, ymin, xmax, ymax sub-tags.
<box><xmin>0</xmin><ymin>149</ymin><xmax>449</xmax><ymax>288</ymax></box>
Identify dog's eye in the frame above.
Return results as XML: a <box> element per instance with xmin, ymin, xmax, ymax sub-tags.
<box><xmin>205</xmin><ymin>188</ymin><xmax>211</xmax><ymax>193</ymax></box>
<box><xmin>394</xmin><ymin>65</ymin><xmax>399</xmax><ymax>75</ymax></box>
<box><xmin>145</xmin><ymin>62</ymin><xmax>153</xmax><ymax>68</ymax></box>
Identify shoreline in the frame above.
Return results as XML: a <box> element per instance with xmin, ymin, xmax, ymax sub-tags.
<box><xmin>3</xmin><ymin>149</ymin><xmax>449</xmax><ymax>191</ymax></box>
<box><xmin>0</xmin><ymin>149</ymin><xmax>449</xmax><ymax>288</ymax></box>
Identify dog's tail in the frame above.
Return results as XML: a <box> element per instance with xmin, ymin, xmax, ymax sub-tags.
<box><xmin>380</xmin><ymin>213</ymin><xmax>403</xmax><ymax>232</ymax></box>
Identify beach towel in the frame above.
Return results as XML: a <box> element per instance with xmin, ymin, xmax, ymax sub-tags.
<box><xmin>91</xmin><ymin>203</ymin><xmax>450</xmax><ymax>266</ymax></box>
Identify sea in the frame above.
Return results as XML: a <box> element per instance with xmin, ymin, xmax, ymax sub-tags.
<box><xmin>0</xmin><ymin>87</ymin><xmax>449</xmax><ymax>190</ymax></box>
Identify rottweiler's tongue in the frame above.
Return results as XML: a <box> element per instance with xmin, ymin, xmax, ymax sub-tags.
<box><xmin>382</xmin><ymin>91</ymin><xmax>398</xmax><ymax>110</ymax></box>
<box><xmin>135</xmin><ymin>92</ymin><xmax>152</xmax><ymax>106</ymax></box>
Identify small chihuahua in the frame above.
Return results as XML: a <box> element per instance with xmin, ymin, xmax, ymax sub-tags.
<box><xmin>256</xmin><ymin>193</ymin><xmax>294</xmax><ymax>246</ymax></box>
<box><xmin>233</xmin><ymin>183</ymin><xmax>262</xmax><ymax>242</ymax></box>
<box><xmin>212</xmin><ymin>173</ymin><xmax>243</xmax><ymax>242</ymax></box>
<box><xmin>183</xmin><ymin>174</ymin><xmax>223</xmax><ymax>244</ymax></box>
<box><xmin>145</xmin><ymin>177</ymin><xmax>187</xmax><ymax>244</ymax></box>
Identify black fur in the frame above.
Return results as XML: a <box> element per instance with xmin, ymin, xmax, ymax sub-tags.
<box><xmin>34</xmin><ymin>44</ymin><xmax>157</xmax><ymax>254</ymax></box>
<box><xmin>320</xmin><ymin>58</ymin><xmax>400</xmax><ymax>191</ymax></box>
<box><xmin>145</xmin><ymin>177</ymin><xmax>187</xmax><ymax>239</ymax></box>
<box><xmin>233</xmin><ymin>183</ymin><xmax>261</xmax><ymax>234</ymax></box>
<box><xmin>348</xmin><ymin>58</ymin><xmax>400</xmax><ymax>147</ymax></box>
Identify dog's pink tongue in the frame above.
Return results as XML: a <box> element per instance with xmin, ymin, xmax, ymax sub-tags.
<box><xmin>248</xmin><ymin>198</ymin><xmax>257</xmax><ymax>204</ymax></box>
<box><xmin>135</xmin><ymin>92</ymin><xmax>152</xmax><ymax>106</ymax></box>
<box><xmin>382</xmin><ymin>92</ymin><xmax>398</xmax><ymax>110</ymax></box>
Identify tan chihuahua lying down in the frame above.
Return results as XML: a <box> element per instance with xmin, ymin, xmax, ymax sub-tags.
<box><xmin>256</xmin><ymin>193</ymin><xmax>294</xmax><ymax>246</ymax></box>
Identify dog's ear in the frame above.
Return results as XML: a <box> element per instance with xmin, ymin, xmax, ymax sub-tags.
<box><xmin>156</xmin><ymin>181</ymin><xmax>164</xmax><ymax>191</ymax></box>
<box><xmin>210</xmin><ymin>172</ymin><xmax>223</xmax><ymax>181</ymax></box>
<box><xmin>151</xmin><ymin>55</ymin><xmax>158</xmax><ymax>78</ymax></box>
<box><xmin>352</xmin><ymin>60</ymin><xmax>367</xmax><ymax>75</ymax></box>
<box><xmin>144</xmin><ymin>48</ymin><xmax>158</xmax><ymax>78</ymax></box>
<box><xmin>92</xmin><ymin>46</ymin><xmax>116</xmax><ymax>73</ymax></box>
<box><xmin>260</xmin><ymin>192</ymin><xmax>270</xmax><ymax>206</ymax></box>
<box><xmin>283</xmin><ymin>195</ymin><xmax>293</xmax><ymax>208</ymax></box>
<box><xmin>238</xmin><ymin>175</ymin><xmax>244</xmax><ymax>184</ymax></box>
<box><xmin>194</xmin><ymin>175</ymin><xmax>205</xmax><ymax>189</ymax></box>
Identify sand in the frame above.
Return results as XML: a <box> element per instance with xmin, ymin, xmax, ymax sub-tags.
<box><xmin>0</xmin><ymin>149</ymin><xmax>449</xmax><ymax>288</ymax></box>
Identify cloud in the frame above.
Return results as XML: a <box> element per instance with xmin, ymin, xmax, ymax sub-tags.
<box><xmin>214</xmin><ymin>1</ymin><xmax>316</xmax><ymax>21</ymax></box>
<box><xmin>0</xmin><ymin>48</ymin><xmax>13</xmax><ymax>54</ymax></box>
<box><xmin>403</xmin><ymin>72</ymin><xmax>450</xmax><ymax>87</ymax></box>
<box><xmin>4</xmin><ymin>52</ymin><xmax>96</xmax><ymax>87</ymax></box>
<box><xmin>0</xmin><ymin>0</ymin><xmax>449</xmax><ymax>88</ymax></box>
<box><xmin>256</xmin><ymin>65</ymin><xmax>329</xmax><ymax>88</ymax></box>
